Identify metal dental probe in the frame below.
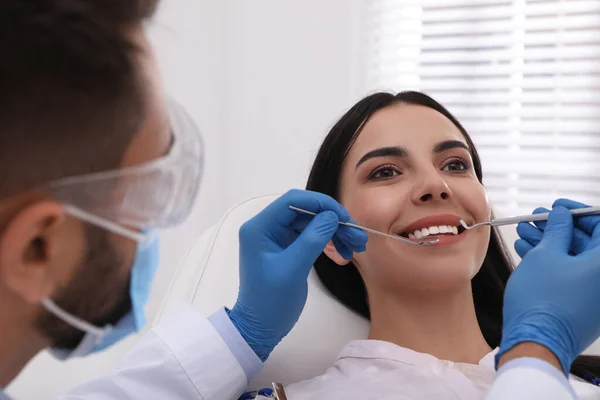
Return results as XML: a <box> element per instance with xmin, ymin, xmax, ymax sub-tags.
<box><xmin>289</xmin><ymin>205</ymin><xmax>440</xmax><ymax>246</ymax></box>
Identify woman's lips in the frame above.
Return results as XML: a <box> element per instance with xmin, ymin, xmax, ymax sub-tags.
<box><xmin>397</xmin><ymin>214</ymin><xmax>467</xmax><ymax>236</ymax></box>
<box><xmin>394</xmin><ymin>213</ymin><xmax>472</xmax><ymax>247</ymax></box>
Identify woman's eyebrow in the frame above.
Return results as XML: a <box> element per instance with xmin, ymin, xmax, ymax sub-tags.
<box><xmin>355</xmin><ymin>146</ymin><xmax>408</xmax><ymax>170</ymax></box>
<box><xmin>433</xmin><ymin>140</ymin><xmax>469</xmax><ymax>153</ymax></box>
<box><xmin>355</xmin><ymin>140</ymin><xmax>470</xmax><ymax>170</ymax></box>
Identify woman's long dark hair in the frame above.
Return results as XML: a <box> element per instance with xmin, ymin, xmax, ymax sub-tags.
<box><xmin>306</xmin><ymin>91</ymin><xmax>600</xmax><ymax>382</ymax></box>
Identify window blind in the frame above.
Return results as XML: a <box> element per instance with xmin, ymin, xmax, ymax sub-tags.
<box><xmin>366</xmin><ymin>0</ymin><xmax>600</xmax><ymax>216</ymax></box>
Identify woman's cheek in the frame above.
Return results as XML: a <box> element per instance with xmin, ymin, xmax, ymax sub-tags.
<box><xmin>457</xmin><ymin>182</ymin><xmax>492</xmax><ymax>269</ymax></box>
<box><xmin>351</xmin><ymin>189</ymin><xmax>404</xmax><ymax>231</ymax></box>
<box><xmin>455</xmin><ymin>181</ymin><xmax>490</xmax><ymax>223</ymax></box>
<box><xmin>479</xmin><ymin>185</ymin><xmax>493</xmax><ymax>220</ymax></box>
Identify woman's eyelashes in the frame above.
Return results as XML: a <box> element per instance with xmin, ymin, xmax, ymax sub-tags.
<box><xmin>441</xmin><ymin>157</ymin><xmax>471</xmax><ymax>173</ymax></box>
<box><xmin>368</xmin><ymin>164</ymin><xmax>401</xmax><ymax>181</ymax></box>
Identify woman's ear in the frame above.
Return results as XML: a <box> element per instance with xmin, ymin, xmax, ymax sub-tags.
<box><xmin>323</xmin><ymin>240</ymin><xmax>352</xmax><ymax>266</ymax></box>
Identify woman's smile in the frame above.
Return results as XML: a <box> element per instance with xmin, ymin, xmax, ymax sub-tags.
<box><xmin>394</xmin><ymin>213</ymin><xmax>470</xmax><ymax>246</ymax></box>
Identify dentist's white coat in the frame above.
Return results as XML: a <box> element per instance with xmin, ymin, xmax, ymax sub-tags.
<box><xmin>47</xmin><ymin>304</ymin><xmax>578</xmax><ymax>400</ymax></box>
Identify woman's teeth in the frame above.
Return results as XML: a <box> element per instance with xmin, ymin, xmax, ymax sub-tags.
<box><xmin>407</xmin><ymin>225</ymin><xmax>459</xmax><ymax>239</ymax></box>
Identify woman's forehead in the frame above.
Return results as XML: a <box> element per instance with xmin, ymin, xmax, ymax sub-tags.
<box><xmin>348</xmin><ymin>103</ymin><xmax>466</xmax><ymax>159</ymax></box>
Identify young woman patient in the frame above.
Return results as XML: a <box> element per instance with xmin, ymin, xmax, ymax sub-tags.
<box><xmin>283</xmin><ymin>91</ymin><xmax>600</xmax><ymax>399</ymax></box>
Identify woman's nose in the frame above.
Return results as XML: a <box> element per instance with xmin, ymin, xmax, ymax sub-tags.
<box><xmin>411</xmin><ymin>170</ymin><xmax>453</xmax><ymax>204</ymax></box>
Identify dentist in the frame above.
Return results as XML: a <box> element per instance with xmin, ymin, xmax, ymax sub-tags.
<box><xmin>0</xmin><ymin>1</ymin><xmax>598</xmax><ymax>400</ymax></box>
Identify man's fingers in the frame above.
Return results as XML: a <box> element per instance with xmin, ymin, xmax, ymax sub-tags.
<box><xmin>285</xmin><ymin>211</ymin><xmax>341</xmax><ymax>277</ymax></box>
<box><xmin>515</xmin><ymin>239</ymin><xmax>534</xmax><ymax>259</ymax></box>
<box><xmin>268</xmin><ymin>189</ymin><xmax>350</xmax><ymax>227</ymax></box>
<box><xmin>291</xmin><ymin>216</ymin><xmax>367</xmax><ymax>250</ymax></box>
<box><xmin>517</xmin><ymin>222</ymin><xmax>543</xmax><ymax>246</ymax></box>
<box><xmin>552</xmin><ymin>198</ymin><xmax>589</xmax><ymax>210</ymax></box>
<box><xmin>552</xmin><ymin>198</ymin><xmax>600</xmax><ymax>239</ymax></box>
<box><xmin>335</xmin><ymin>223</ymin><xmax>368</xmax><ymax>248</ymax></box>
<box><xmin>539</xmin><ymin>206</ymin><xmax>573</xmax><ymax>253</ymax></box>
<box><xmin>531</xmin><ymin>207</ymin><xmax>549</xmax><ymax>231</ymax></box>
<box><xmin>332</xmin><ymin>236</ymin><xmax>353</xmax><ymax>260</ymax></box>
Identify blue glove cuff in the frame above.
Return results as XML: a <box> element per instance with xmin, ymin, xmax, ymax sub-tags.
<box><xmin>496</xmin><ymin>310</ymin><xmax>577</xmax><ymax>376</ymax></box>
<box><xmin>227</xmin><ymin>307</ymin><xmax>277</xmax><ymax>362</ymax></box>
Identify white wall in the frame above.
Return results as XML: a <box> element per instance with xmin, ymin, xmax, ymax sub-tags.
<box><xmin>7</xmin><ymin>0</ymin><xmax>365</xmax><ymax>398</ymax></box>
<box><xmin>218</xmin><ymin>1</ymin><xmax>366</xmax><ymax>205</ymax></box>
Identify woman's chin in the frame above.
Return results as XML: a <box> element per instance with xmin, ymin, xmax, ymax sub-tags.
<box><xmin>369</xmin><ymin>257</ymin><xmax>480</xmax><ymax>294</ymax></box>
<box><xmin>414</xmin><ymin>265</ymin><xmax>477</xmax><ymax>290</ymax></box>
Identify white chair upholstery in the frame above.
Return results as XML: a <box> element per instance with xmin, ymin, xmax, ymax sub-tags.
<box><xmin>156</xmin><ymin>195</ymin><xmax>370</xmax><ymax>390</ymax></box>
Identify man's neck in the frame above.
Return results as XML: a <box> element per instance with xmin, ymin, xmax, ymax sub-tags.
<box><xmin>0</xmin><ymin>299</ymin><xmax>49</xmax><ymax>387</ymax></box>
<box><xmin>368</xmin><ymin>283</ymin><xmax>491</xmax><ymax>364</ymax></box>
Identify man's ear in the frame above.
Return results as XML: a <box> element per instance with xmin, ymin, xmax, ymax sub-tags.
<box><xmin>323</xmin><ymin>240</ymin><xmax>352</xmax><ymax>266</ymax></box>
<box><xmin>0</xmin><ymin>201</ymin><xmax>71</xmax><ymax>304</ymax></box>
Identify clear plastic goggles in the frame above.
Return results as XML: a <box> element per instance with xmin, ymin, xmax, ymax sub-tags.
<box><xmin>45</xmin><ymin>98</ymin><xmax>203</xmax><ymax>232</ymax></box>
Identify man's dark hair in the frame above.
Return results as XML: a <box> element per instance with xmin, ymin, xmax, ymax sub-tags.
<box><xmin>0</xmin><ymin>1</ymin><xmax>162</xmax><ymax>349</ymax></box>
<box><xmin>0</xmin><ymin>0</ymin><xmax>160</xmax><ymax>198</ymax></box>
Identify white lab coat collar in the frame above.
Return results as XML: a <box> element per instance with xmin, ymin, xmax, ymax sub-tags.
<box><xmin>338</xmin><ymin>339</ymin><xmax>498</xmax><ymax>367</ymax></box>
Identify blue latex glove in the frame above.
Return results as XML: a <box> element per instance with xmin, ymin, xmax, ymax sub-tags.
<box><xmin>497</xmin><ymin>205</ymin><xmax>600</xmax><ymax>375</ymax></box>
<box><xmin>228</xmin><ymin>189</ymin><xmax>368</xmax><ymax>361</ymax></box>
<box><xmin>515</xmin><ymin>198</ymin><xmax>600</xmax><ymax>258</ymax></box>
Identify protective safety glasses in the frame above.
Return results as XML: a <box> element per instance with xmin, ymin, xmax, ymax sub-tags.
<box><xmin>45</xmin><ymin>99</ymin><xmax>203</xmax><ymax>241</ymax></box>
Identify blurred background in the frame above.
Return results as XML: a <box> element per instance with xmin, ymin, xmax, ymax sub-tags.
<box><xmin>8</xmin><ymin>0</ymin><xmax>600</xmax><ymax>397</ymax></box>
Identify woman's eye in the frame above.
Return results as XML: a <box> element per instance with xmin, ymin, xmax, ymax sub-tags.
<box><xmin>370</xmin><ymin>167</ymin><xmax>400</xmax><ymax>180</ymax></box>
<box><xmin>442</xmin><ymin>159</ymin><xmax>469</xmax><ymax>172</ymax></box>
